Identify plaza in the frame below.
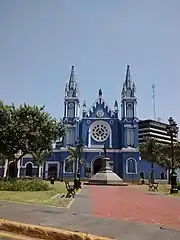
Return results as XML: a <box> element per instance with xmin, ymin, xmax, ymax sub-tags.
<box><xmin>0</xmin><ymin>184</ymin><xmax>180</xmax><ymax>240</ymax></box>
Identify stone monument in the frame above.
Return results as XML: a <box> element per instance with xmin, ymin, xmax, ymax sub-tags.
<box><xmin>88</xmin><ymin>146</ymin><xmax>128</xmax><ymax>186</ymax></box>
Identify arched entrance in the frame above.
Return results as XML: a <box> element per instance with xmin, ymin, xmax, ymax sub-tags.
<box><xmin>26</xmin><ymin>163</ymin><xmax>33</xmax><ymax>177</ymax></box>
<box><xmin>48</xmin><ymin>165</ymin><xmax>57</xmax><ymax>179</ymax></box>
<box><xmin>8</xmin><ymin>162</ymin><xmax>17</xmax><ymax>178</ymax></box>
<box><xmin>93</xmin><ymin>158</ymin><xmax>103</xmax><ymax>175</ymax></box>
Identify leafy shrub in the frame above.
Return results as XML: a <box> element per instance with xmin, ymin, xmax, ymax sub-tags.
<box><xmin>0</xmin><ymin>178</ymin><xmax>52</xmax><ymax>191</ymax></box>
<box><xmin>178</xmin><ymin>182</ymin><xmax>180</xmax><ymax>190</ymax></box>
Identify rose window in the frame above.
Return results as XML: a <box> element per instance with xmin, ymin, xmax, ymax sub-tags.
<box><xmin>91</xmin><ymin>123</ymin><xmax>109</xmax><ymax>142</ymax></box>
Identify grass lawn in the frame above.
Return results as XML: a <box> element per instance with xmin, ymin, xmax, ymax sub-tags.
<box><xmin>158</xmin><ymin>184</ymin><xmax>180</xmax><ymax>197</ymax></box>
<box><xmin>0</xmin><ymin>182</ymin><xmax>73</xmax><ymax>207</ymax></box>
<box><xmin>130</xmin><ymin>183</ymin><xmax>180</xmax><ymax>197</ymax></box>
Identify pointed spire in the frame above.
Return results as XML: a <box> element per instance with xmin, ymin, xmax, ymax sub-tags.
<box><xmin>99</xmin><ymin>89</ymin><xmax>102</xmax><ymax>97</ymax></box>
<box><xmin>121</xmin><ymin>83</ymin><xmax>126</xmax><ymax>97</ymax></box>
<box><xmin>131</xmin><ymin>82</ymin><xmax>136</xmax><ymax>97</ymax></box>
<box><xmin>83</xmin><ymin>100</ymin><xmax>86</xmax><ymax>112</ymax></box>
<box><xmin>65</xmin><ymin>65</ymin><xmax>79</xmax><ymax>98</ymax></box>
<box><xmin>68</xmin><ymin>65</ymin><xmax>76</xmax><ymax>90</ymax></box>
<box><xmin>125</xmin><ymin>65</ymin><xmax>131</xmax><ymax>89</ymax></box>
<box><xmin>114</xmin><ymin>100</ymin><xmax>118</xmax><ymax>112</ymax></box>
<box><xmin>83</xmin><ymin>100</ymin><xmax>86</xmax><ymax>107</ymax></box>
<box><xmin>65</xmin><ymin>83</ymin><xmax>68</xmax><ymax>93</ymax></box>
<box><xmin>114</xmin><ymin>100</ymin><xmax>118</xmax><ymax>107</ymax></box>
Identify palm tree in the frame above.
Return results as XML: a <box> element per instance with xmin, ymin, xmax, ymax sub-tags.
<box><xmin>139</xmin><ymin>137</ymin><xmax>164</xmax><ymax>183</ymax></box>
<box><xmin>66</xmin><ymin>146</ymin><xmax>87</xmax><ymax>178</ymax></box>
<box><xmin>31</xmin><ymin>149</ymin><xmax>52</xmax><ymax>178</ymax></box>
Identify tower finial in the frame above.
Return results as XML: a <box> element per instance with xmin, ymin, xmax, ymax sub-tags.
<box><xmin>82</xmin><ymin>100</ymin><xmax>87</xmax><ymax>118</ymax></box>
<box><xmin>114</xmin><ymin>100</ymin><xmax>118</xmax><ymax>112</ymax></box>
<box><xmin>83</xmin><ymin>100</ymin><xmax>86</xmax><ymax>108</ymax></box>
<box><xmin>99</xmin><ymin>89</ymin><xmax>102</xmax><ymax>97</ymax></box>
<box><xmin>131</xmin><ymin>82</ymin><xmax>136</xmax><ymax>97</ymax></box>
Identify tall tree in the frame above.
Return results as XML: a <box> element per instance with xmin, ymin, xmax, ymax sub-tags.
<box><xmin>0</xmin><ymin>102</ymin><xmax>65</xmax><ymax>177</ymax></box>
<box><xmin>139</xmin><ymin>137</ymin><xmax>164</xmax><ymax>183</ymax></box>
<box><xmin>157</xmin><ymin>142</ymin><xmax>180</xmax><ymax>182</ymax></box>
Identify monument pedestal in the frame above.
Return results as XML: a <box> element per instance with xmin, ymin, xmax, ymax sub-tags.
<box><xmin>88</xmin><ymin>156</ymin><xmax>128</xmax><ymax>186</ymax></box>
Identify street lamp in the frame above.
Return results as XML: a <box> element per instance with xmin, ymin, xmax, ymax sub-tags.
<box><xmin>55</xmin><ymin>136</ymin><xmax>64</xmax><ymax>181</ymax></box>
<box><xmin>166</xmin><ymin>117</ymin><xmax>179</xmax><ymax>194</ymax></box>
<box><xmin>74</xmin><ymin>137</ymin><xmax>84</xmax><ymax>189</ymax></box>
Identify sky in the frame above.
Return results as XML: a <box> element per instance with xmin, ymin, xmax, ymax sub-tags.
<box><xmin>0</xmin><ymin>0</ymin><xmax>180</xmax><ymax>126</ymax></box>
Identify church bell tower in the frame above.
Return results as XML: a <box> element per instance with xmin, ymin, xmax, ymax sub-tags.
<box><xmin>63</xmin><ymin>66</ymin><xmax>80</xmax><ymax>146</ymax></box>
<box><xmin>121</xmin><ymin>65</ymin><xmax>138</xmax><ymax>148</ymax></box>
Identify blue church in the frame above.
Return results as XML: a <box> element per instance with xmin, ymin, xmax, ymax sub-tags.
<box><xmin>42</xmin><ymin>65</ymin><xmax>167</xmax><ymax>181</ymax></box>
<box><xmin>0</xmin><ymin>65</ymin><xmax>167</xmax><ymax>181</ymax></box>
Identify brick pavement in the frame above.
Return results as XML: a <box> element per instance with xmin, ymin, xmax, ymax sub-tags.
<box><xmin>0</xmin><ymin>185</ymin><xmax>180</xmax><ymax>239</ymax></box>
<box><xmin>90</xmin><ymin>185</ymin><xmax>180</xmax><ymax>230</ymax></box>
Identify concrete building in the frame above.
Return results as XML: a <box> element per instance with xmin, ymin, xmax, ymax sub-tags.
<box><xmin>138</xmin><ymin>119</ymin><xmax>178</xmax><ymax>145</ymax></box>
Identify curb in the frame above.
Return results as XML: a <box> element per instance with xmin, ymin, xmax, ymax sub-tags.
<box><xmin>0</xmin><ymin>219</ymin><xmax>113</xmax><ymax>240</ymax></box>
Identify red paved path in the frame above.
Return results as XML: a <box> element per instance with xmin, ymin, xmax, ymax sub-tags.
<box><xmin>90</xmin><ymin>186</ymin><xmax>180</xmax><ymax>230</ymax></box>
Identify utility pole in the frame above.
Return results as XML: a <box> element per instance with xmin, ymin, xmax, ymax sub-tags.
<box><xmin>152</xmin><ymin>84</ymin><xmax>156</xmax><ymax>120</ymax></box>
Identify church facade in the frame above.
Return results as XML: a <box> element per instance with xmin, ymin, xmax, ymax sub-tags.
<box><xmin>0</xmin><ymin>65</ymin><xmax>167</xmax><ymax>181</ymax></box>
<box><xmin>42</xmin><ymin>65</ymin><xmax>167</xmax><ymax>181</ymax></box>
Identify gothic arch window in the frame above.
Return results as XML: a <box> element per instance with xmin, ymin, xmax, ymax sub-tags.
<box><xmin>126</xmin><ymin>158</ymin><xmax>137</xmax><ymax>174</ymax></box>
<box><xmin>66</xmin><ymin>127</ymin><xmax>75</xmax><ymax>146</ymax></box>
<box><xmin>127</xmin><ymin>108</ymin><xmax>133</xmax><ymax>118</ymax></box>
<box><xmin>127</xmin><ymin>129</ymin><xmax>134</xmax><ymax>146</ymax></box>
<box><xmin>68</xmin><ymin>108</ymin><xmax>74</xmax><ymax>118</ymax></box>
<box><xmin>64</xmin><ymin>160</ymin><xmax>75</xmax><ymax>173</ymax></box>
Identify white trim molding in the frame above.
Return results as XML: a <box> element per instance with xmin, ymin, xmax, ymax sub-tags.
<box><xmin>121</xmin><ymin>147</ymin><xmax>138</xmax><ymax>152</ymax></box>
<box><xmin>3</xmin><ymin>159</ymin><xmax>8</xmax><ymax>177</ymax></box>
<box><xmin>63</xmin><ymin>159</ymin><xmax>75</xmax><ymax>174</ymax></box>
<box><xmin>91</xmin><ymin>155</ymin><xmax>104</xmax><ymax>174</ymax></box>
<box><xmin>88</xmin><ymin>120</ymin><xmax>112</xmax><ymax>147</ymax></box>
<box><xmin>21</xmin><ymin>161</ymin><xmax>38</xmax><ymax>168</ymax></box>
<box><xmin>126</xmin><ymin>158</ymin><xmax>137</xmax><ymax>174</ymax></box>
<box><xmin>52</xmin><ymin>147</ymin><xmax>139</xmax><ymax>153</ymax></box>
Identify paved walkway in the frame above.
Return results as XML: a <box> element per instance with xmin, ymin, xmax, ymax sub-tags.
<box><xmin>0</xmin><ymin>185</ymin><xmax>180</xmax><ymax>240</ymax></box>
<box><xmin>90</xmin><ymin>185</ymin><xmax>180</xmax><ymax>230</ymax></box>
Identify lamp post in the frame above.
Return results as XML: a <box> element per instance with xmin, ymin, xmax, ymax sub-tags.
<box><xmin>74</xmin><ymin>137</ymin><xmax>83</xmax><ymax>189</ymax></box>
<box><xmin>149</xmin><ymin>140</ymin><xmax>154</xmax><ymax>184</ymax></box>
<box><xmin>55</xmin><ymin>136</ymin><xmax>64</xmax><ymax>181</ymax></box>
<box><xmin>166</xmin><ymin>117</ymin><xmax>179</xmax><ymax>194</ymax></box>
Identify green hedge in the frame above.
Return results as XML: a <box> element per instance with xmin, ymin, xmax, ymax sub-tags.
<box><xmin>178</xmin><ymin>182</ymin><xmax>180</xmax><ymax>190</ymax></box>
<box><xmin>0</xmin><ymin>178</ymin><xmax>52</xmax><ymax>191</ymax></box>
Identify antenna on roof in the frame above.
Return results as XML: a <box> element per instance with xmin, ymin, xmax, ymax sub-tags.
<box><xmin>152</xmin><ymin>84</ymin><xmax>156</xmax><ymax>120</ymax></box>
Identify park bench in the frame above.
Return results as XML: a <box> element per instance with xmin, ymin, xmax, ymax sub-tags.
<box><xmin>64</xmin><ymin>180</ymin><xmax>76</xmax><ymax>198</ymax></box>
<box><xmin>148</xmin><ymin>182</ymin><xmax>159</xmax><ymax>191</ymax></box>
